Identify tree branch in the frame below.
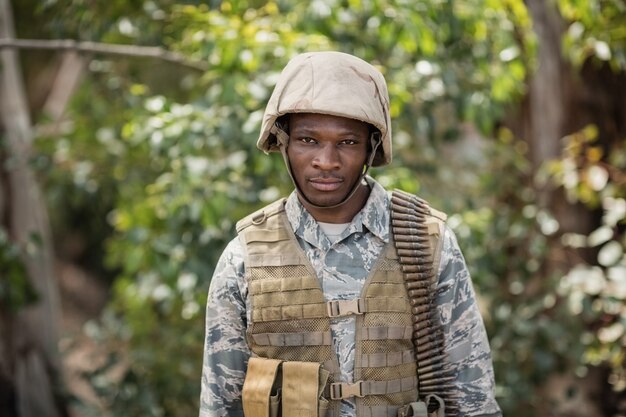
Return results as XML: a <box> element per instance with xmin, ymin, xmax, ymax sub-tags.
<box><xmin>0</xmin><ymin>38</ymin><xmax>208</xmax><ymax>71</ymax></box>
<box><xmin>43</xmin><ymin>51</ymin><xmax>86</xmax><ymax>120</ymax></box>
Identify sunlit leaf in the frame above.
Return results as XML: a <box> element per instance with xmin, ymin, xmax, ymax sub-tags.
<box><xmin>598</xmin><ymin>241</ymin><xmax>624</xmax><ymax>267</ymax></box>
<box><xmin>588</xmin><ymin>225</ymin><xmax>614</xmax><ymax>247</ymax></box>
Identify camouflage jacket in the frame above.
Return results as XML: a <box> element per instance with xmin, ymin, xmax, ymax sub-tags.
<box><xmin>199</xmin><ymin>177</ymin><xmax>501</xmax><ymax>417</ymax></box>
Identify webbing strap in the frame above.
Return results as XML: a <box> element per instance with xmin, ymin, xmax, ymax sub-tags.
<box><xmin>254</xmin><ymin>296</ymin><xmax>410</xmax><ymax>321</ymax></box>
<box><xmin>250</xmin><ymin>276</ymin><xmax>321</xmax><ymax>293</ymax></box>
<box><xmin>358</xmin><ymin>326</ymin><xmax>413</xmax><ymax>340</ymax></box>
<box><xmin>329</xmin><ymin>376</ymin><xmax>418</xmax><ymax>400</ymax></box>
<box><xmin>251</xmin><ymin>331</ymin><xmax>332</xmax><ymax>346</ymax></box>
<box><xmin>360</xmin><ymin>349</ymin><xmax>415</xmax><ymax>368</ymax></box>
<box><xmin>254</xmin><ymin>303</ymin><xmax>327</xmax><ymax>321</ymax></box>
<box><xmin>253</xmin><ymin>326</ymin><xmax>411</xmax><ymax>346</ymax></box>
<box><xmin>365</xmin><ymin>296</ymin><xmax>410</xmax><ymax>313</ymax></box>
<box><xmin>243</xmin><ymin>228</ymin><xmax>291</xmax><ymax>244</ymax></box>
<box><xmin>325</xmin><ymin>405</ymin><xmax>395</xmax><ymax>417</ymax></box>
<box><xmin>269</xmin><ymin>123</ymin><xmax>290</xmax><ymax>147</ymax></box>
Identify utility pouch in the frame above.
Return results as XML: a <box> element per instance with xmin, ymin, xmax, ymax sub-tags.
<box><xmin>282</xmin><ymin>361</ymin><xmax>330</xmax><ymax>417</ymax></box>
<box><xmin>242</xmin><ymin>357</ymin><xmax>283</xmax><ymax>417</ymax></box>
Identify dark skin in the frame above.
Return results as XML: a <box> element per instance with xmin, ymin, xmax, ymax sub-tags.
<box><xmin>286</xmin><ymin>113</ymin><xmax>371</xmax><ymax>223</ymax></box>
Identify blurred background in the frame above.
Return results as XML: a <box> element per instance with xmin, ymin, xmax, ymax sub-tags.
<box><xmin>0</xmin><ymin>0</ymin><xmax>625</xmax><ymax>416</ymax></box>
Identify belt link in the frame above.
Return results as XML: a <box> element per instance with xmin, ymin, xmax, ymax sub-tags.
<box><xmin>329</xmin><ymin>381</ymin><xmax>364</xmax><ymax>400</ymax></box>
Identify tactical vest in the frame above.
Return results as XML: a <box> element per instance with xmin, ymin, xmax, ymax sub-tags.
<box><xmin>236</xmin><ymin>197</ymin><xmax>446</xmax><ymax>417</ymax></box>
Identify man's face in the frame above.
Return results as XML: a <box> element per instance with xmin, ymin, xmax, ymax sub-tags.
<box><xmin>286</xmin><ymin>113</ymin><xmax>370</xmax><ymax>214</ymax></box>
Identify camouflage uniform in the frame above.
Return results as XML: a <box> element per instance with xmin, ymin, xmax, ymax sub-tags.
<box><xmin>200</xmin><ymin>177</ymin><xmax>501</xmax><ymax>417</ymax></box>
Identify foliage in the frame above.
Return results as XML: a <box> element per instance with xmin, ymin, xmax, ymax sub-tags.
<box><xmin>546</xmin><ymin>127</ymin><xmax>626</xmax><ymax>392</ymax></box>
<box><xmin>452</xmin><ymin>131</ymin><xmax>588</xmax><ymax>414</ymax></box>
<box><xmin>558</xmin><ymin>0</ymin><xmax>626</xmax><ymax>70</ymax></box>
<box><xmin>0</xmin><ymin>226</ymin><xmax>38</xmax><ymax>312</ymax></box>
<box><xmin>20</xmin><ymin>0</ymin><xmax>624</xmax><ymax>416</ymax></box>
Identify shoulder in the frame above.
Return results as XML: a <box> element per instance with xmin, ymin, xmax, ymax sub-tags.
<box><xmin>212</xmin><ymin>236</ymin><xmax>246</xmax><ymax>281</ymax></box>
<box><xmin>208</xmin><ymin>235</ymin><xmax>248</xmax><ymax>306</ymax></box>
<box><xmin>388</xmin><ymin>188</ymin><xmax>448</xmax><ymax>231</ymax></box>
<box><xmin>428</xmin><ymin>205</ymin><xmax>447</xmax><ymax>222</ymax></box>
<box><xmin>387</xmin><ymin>188</ymin><xmax>447</xmax><ymax>218</ymax></box>
<box><xmin>425</xmin><ymin>204</ymin><xmax>447</xmax><ymax>238</ymax></box>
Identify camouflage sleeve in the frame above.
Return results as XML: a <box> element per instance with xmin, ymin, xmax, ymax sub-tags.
<box><xmin>199</xmin><ymin>237</ymin><xmax>249</xmax><ymax>417</ymax></box>
<box><xmin>436</xmin><ymin>225</ymin><xmax>502</xmax><ymax>417</ymax></box>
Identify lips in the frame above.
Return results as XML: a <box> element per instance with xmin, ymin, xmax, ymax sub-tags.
<box><xmin>308</xmin><ymin>176</ymin><xmax>344</xmax><ymax>192</ymax></box>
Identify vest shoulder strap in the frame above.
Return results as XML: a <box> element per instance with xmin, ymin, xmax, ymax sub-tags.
<box><xmin>423</xmin><ymin>206</ymin><xmax>447</xmax><ymax>277</ymax></box>
<box><xmin>236</xmin><ymin>198</ymin><xmax>287</xmax><ymax>233</ymax></box>
<box><xmin>427</xmin><ymin>206</ymin><xmax>447</xmax><ymax>222</ymax></box>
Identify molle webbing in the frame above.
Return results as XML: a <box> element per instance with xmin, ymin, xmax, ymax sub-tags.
<box><xmin>390</xmin><ymin>190</ymin><xmax>457</xmax><ymax>416</ymax></box>
<box><xmin>238</xmin><ymin>199</ymin><xmax>420</xmax><ymax>417</ymax></box>
<box><xmin>238</xmin><ymin>199</ymin><xmax>336</xmax><ymax>369</ymax></box>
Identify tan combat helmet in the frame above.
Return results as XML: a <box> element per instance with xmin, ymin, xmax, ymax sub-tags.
<box><xmin>257</xmin><ymin>51</ymin><xmax>392</xmax><ymax>167</ymax></box>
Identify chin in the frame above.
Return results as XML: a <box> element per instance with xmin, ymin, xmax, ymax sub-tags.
<box><xmin>304</xmin><ymin>192</ymin><xmax>346</xmax><ymax>208</ymax></box>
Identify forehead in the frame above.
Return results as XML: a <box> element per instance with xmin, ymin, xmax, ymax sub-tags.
<box><xmin>289</xmin><ymin>113</ymin><xmax>369</xmax><ymax>134</ymax></box>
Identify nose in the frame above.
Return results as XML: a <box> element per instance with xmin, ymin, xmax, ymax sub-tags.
<box><xmin>312</xmin><ymin>143</ymin><xmax>341</xmax><ymax>170</ymax></box>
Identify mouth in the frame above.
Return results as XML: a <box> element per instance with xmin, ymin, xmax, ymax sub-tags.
<box><xmin>308</xmin><ymin>177</ymin><xmax>344</xmax><ymax>192</ymax></box>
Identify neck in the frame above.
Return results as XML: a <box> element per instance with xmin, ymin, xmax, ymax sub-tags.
<box><xmin>299</xmin><ymin>181</ymin><xmax>371</xmax><ymax>223</ymax></box>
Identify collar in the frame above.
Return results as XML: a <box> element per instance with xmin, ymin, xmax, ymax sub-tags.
<box><xmin>285</xmin><ymin>176</ymin><xmax>390</xmax><ymax>247</ymax></box>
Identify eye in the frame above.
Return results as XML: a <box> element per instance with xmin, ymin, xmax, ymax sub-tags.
<box><xmin>340</xmin><ymin>139</ymin><xmax>359</xmax><ymax>145</ymax></box>
<box><xmin>299</xmin><ymin>137</ymin><xmax>317</xmax><ymax>144</ymax></box>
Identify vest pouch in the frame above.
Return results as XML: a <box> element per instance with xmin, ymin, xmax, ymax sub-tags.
<box><xmin>282</xmin><ymin>361</ymin><xmax>330</xmax><ymax>417</ymax></box>
<box><xmin>242</xmin><ymin>357</ymin><xmax>283</xmax><ymax>417</ymax></box>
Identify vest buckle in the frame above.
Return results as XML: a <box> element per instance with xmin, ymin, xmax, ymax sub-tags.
<box><xmin>326</xmin><ymin>298</ymin><xmax>364</xmax><ymax>317</ymax></box>
<box><xmin>329</xmin><ymin>381</ymin><xmax>364</xmax><ymax>400</ymax></box>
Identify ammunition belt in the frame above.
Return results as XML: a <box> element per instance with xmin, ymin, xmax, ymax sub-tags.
<box><xmin>390</xmin><ymin>190</ymin><xmax>458</xmax><ymax>416</ymax></box>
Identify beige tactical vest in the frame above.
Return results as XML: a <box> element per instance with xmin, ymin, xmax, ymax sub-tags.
<box><xmin>236</xmin><ymin>198</ymin><xmax>446</xmax><ymax>417</ymax></box>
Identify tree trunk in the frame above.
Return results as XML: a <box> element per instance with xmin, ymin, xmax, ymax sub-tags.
<box><xmin>0</xmin><ymin>0</ymin><xmax>66</xmax><ymax>416</ymax></box>
<box><xmin>522</xmin><ymin>0</ymin><xmax>596</xmax><ymax>241</ymax></box>
<box><xmin>524</xmin><ymin>0</ymin><xmax>566</xmax><ymax>167</ymax></box>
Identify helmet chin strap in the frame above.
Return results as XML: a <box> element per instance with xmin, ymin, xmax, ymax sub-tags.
<box><xmin>269</xmin><ymin>123</ymin><xmax>382</xmax><ymax>211</ymax></box>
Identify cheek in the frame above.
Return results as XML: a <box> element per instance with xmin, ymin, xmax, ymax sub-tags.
<box><xmin>346</xmin><ymin>148</ymin><xmax>369</xmax><ymax>167</ymax></box>
<box><xmin>286</xmin><ymin>147</ymin><xmax>309</xmax><ymax>173</ymax></box>
<box><xmin>286</xmin><ymin>147</ymin><xmax>301</xmax><ymax>163</ymax></box>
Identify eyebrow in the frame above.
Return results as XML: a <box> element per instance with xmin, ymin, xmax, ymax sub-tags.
<box><xmin>291</xmin><ymin>126</ymin><xmax>366</xmax><ymax>136</ymax></box>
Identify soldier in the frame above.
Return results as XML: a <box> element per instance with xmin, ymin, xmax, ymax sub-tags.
<box><xmin>199</xmin><ymin>51</ymin><xmax>501</xmax><ymax>417</ymax></box>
